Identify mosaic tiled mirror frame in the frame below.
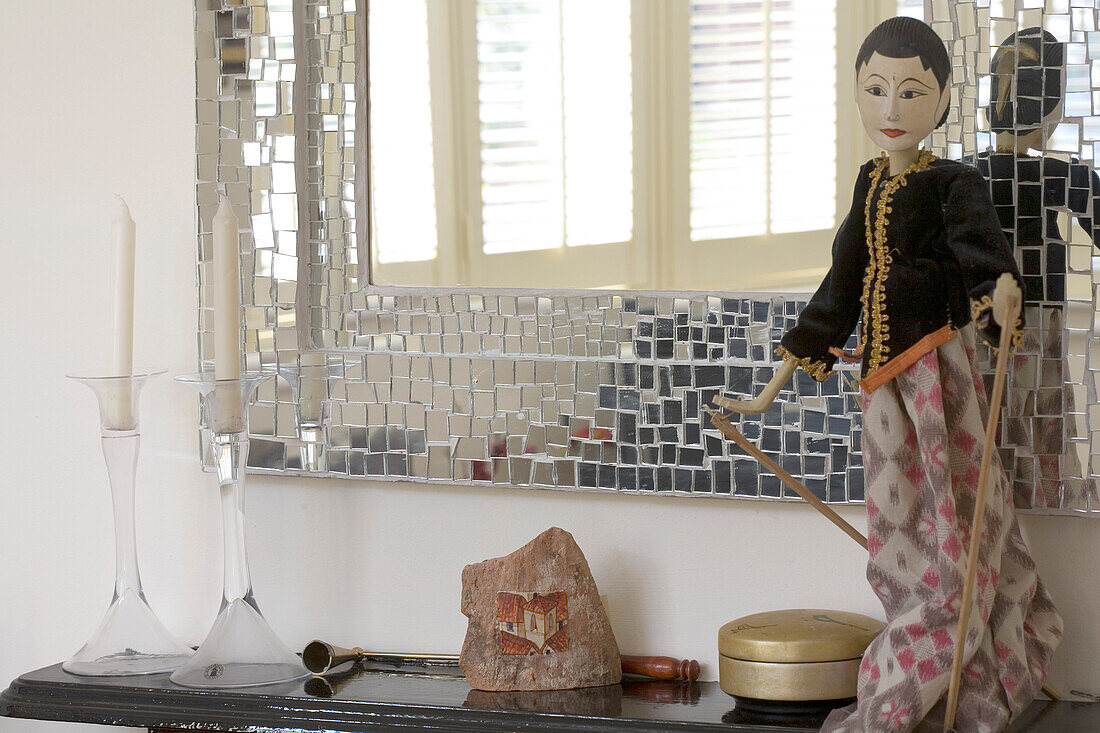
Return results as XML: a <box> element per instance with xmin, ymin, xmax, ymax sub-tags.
<box><xmin>926</xmin><ymin>0</ymin><xmax>1100</xmax><ymax>514</ymax></box>
<box><xmin>194</xmin><ymin>0</ymin><xmax>1100</xmax><ymax>513</ymax></box>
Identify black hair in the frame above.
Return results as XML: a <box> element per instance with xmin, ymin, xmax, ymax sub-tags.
<box><xmin>988</xmin><ymin>27</ymin><xmax>1065</xmax><ymax>133</ymax></box>
<box><xmin>855</xmin><ymin>17</ymin><xmax>952</xmax><ymax>128</ymax></box>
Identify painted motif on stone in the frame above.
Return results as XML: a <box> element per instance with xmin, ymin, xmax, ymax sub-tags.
<box><xmin>497</xmin><ymin>591</ymin><xmax>568</xmax><ymax>655</ymax></box>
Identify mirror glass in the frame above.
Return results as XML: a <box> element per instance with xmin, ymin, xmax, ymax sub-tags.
<box><xmin>194</xmin><ymin>0</ymin><xmax>1100</xmax><ymax>513</ymax></box>
<box><xmin>366</xmin><ymin>0</ymin><xmax>842</xmax><ymax>291</ymax></box>
<box><xmin>925</xmin><ymin>0</ymin><xmax>1100</xmax><ymax>511</ymax></box>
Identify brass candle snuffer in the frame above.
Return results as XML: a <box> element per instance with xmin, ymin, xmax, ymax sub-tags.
<box><xmin>303</xmin><ymin>641</ymin><xmax>460</xmax><ymax>672</ymax></box>
<box><xmin>302</xmin><ymin>640</ymin><xmax>700</xmax><ymax>682</ymax></box>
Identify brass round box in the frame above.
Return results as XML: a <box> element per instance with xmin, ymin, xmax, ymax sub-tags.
<box><xmin>718</xmin><ymin>609</ymin><xmax>884</xmax><ymax>711</ymax></box>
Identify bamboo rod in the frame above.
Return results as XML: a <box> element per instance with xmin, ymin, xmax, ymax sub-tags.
<box><xmin>943</xmin><ymin>294</ymin><xmax>1020</xmax><ymax>732</ymax></box>
<box><xmin>707</xmin><ymin>408</ymin><xmax>868</xmax><ymax>550</ymax></box>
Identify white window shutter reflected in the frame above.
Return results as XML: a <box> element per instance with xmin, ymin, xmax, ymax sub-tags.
<box><xmin>689</xmin><ymin>1</ymin><xmax>837</xmax><ymax>241</ymax></box>
<box><xmin>477</xmin><ymin>0</ymin><xmax>633</xmax><ymax>254</ymax></box>
<box><xmin>368</xmin><ymin>0</ymin><xmax>439</xmax><ymax>264</ymax></box>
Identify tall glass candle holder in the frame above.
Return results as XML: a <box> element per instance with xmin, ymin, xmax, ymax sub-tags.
<box><xmin>296</xmin><ymin>354</ymin><xmax>329</xmax><ymax>473</ymax></box>
<box><xmin>171</xmin><ymin>372</ymin><xmax>307</xmax><ymax>688</ymax></box>
<box><xmin>267</xmin><ymin>358</ymin><xmax>331</xmax><ymax>472</ymax></box>
<box><xmin>63</xmin><ymin>370</ymin><xmax>194</xmax><ymax>676</ymax></box>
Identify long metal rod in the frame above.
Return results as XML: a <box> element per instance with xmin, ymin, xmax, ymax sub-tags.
<box><xmin>358</xmin><ymin>651</ymin><xmax>459</xmax><ymax>664</ymax></box>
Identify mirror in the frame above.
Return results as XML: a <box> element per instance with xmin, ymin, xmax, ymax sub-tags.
<box><xmin>924</xmin><ymin>0</ymin><xmax>1099</xmax><ymax>511</ymax></box>
<box><xmin>194</xmin><ymin>0</ymin><xmax>1100</xmax><ymax>512</ymax></box>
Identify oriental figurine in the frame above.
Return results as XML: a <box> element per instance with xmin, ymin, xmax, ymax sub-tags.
<box><xmin>974</xmin><ymin>28</ymin><xmax>1099</xmax><ymax>510</ymax></box>
<box><xmin>715</xmin><ymin>18</ymin><xmax>1062</xmax><ymax>733</ymax></box>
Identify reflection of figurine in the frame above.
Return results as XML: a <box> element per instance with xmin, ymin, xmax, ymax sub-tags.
<box><xmin>715</xmin><ymin>18</ymin><xmax>1061</xmax><ymax>732</ymax></box>
<box><xmin>974</xmin><ymin>28</ymin><xmax>1098</xmax><ymax>509</ymax></box>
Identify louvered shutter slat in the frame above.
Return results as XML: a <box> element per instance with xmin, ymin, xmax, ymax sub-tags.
<box><xmin>690</xmin><ymin>0</ymin><xmax>837</xmax><ymax>241</ymax></box>
<box><xmin>478</xmin><ymin>0</ymin><xmax>633</xmax><ymax>254</ymax></box>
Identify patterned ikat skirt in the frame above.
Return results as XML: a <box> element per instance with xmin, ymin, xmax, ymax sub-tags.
<box><xmin>822</xmin><ymin>325</ymin><xmax>1062</xmax><ymax>733</ymax></box>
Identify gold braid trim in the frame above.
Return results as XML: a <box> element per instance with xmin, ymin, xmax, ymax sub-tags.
<box><xmin>862</xmin><ymin>150</ymin><xmax>937</xmax><ymax>374</ymax></box>
<box><xmin>859</xmin><ymin>158</ymin><xmax>889</xmax><ymax>352</ymax></box>
<box><xmin>969</xmin><ymin>294</ymin><xmax>993</xmax><ymax>322</ymax></box>
<box><xmin>775</xmin><ymin>345</ymin><xmax>835</xmax><ymax>382</ymax></box>
<box><xmin>970</xmin><ymin>294</ymin><xmax>1025</xmax><ymax>350</ymax></box>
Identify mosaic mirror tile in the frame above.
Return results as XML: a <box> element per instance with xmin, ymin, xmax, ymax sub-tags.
<box><xmin>195</xmin><ymin>0</ymin><xmax>1100</xmax><ymax>513</ymax></box>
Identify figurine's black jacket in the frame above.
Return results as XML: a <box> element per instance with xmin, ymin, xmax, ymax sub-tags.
<box><xmin>779</xmin><ymin>156</ymin><xmax>1022</xmax><ymax>387</ymax></box>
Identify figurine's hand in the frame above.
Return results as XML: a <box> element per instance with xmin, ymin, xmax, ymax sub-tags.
<box><xmin>991</xmin><ymin>273</ymin><xmax>1022</xmax><ymax>327</ymax></box>
<box><xmin>711</xmin><ymin>361</ymin><xmax>796</xmax><ymax>414</ymax></box>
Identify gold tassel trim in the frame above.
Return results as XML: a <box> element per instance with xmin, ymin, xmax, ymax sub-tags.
<box><xmin>970</xmin><ymin>294</ymin><xmax>1024</xmax><ymax>350</ymax></box>
<box><xmin>775</xmin><ymin>345</ymin><xmax>835</xmax><ymax>382</ymax></box>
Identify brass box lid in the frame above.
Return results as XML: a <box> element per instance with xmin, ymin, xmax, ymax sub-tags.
<box><xmin>718</xmin><ymin>609</ymin><xmax>884</xmax><ymax>664</ymax></box>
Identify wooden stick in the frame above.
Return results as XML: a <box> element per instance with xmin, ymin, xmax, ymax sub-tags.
<box><xmin>707</xmin><ymin>409</ymin><xmax>868</xmax><ymax>550</ymax></box>
<box><xmin>943</xmin><ymin>295</ymin><xmax>1020</xmax><ymax>732</ymax></box>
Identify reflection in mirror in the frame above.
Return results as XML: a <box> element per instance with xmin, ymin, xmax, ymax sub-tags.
<box><xmin>366</xmin><ymin>0</ymin><xmax>841</xmax><ymax>291</ymax></box>
<box><xmin>924</xmin><ymin>2</ymin><xmax>1100</xmax><ymax>511</ymax></box>
<box><xmin>973</xmin><ymin>25</ymin><xmax>1097</xmax><ymax>510</ymax></box>
<box><xmin>319</xmin><ymin>292</ymin><xmax>867</xmax><ymax>500</ymax></box>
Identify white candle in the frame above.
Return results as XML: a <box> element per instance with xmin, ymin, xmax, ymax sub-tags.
<box><xmin>109</xmin><ymin>197</ymin><xmax>136</xmax><ymax>377</ymax></box>
<box><xmin>212</xmin><ymin>196</ymin><xmax>242</xmax><ymax>381</ymax></box>
<box><xmin>298</xmin><ymin>351</ymin><xmax>326</xmax><ymax>424</ymax></box>
<box><xmin>102</xmin><ymin>198</ymin><xmax>137</xmax><ymax>431</ymax></box>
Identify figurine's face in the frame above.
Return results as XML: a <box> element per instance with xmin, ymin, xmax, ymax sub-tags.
<box><xmin>855</xmin><ymin>52</ymin><xmax>949</xmax><ymax>152</ymax></box>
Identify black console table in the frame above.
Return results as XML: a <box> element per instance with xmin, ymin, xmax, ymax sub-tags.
<box><xmin>2</xmin><ymin>660</ymin><xmax>1096</xmax><ymax>732</ymax></box>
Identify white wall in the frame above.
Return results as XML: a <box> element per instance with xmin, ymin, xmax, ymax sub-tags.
<box><xmin>1</xmin><ymin>3</ymin><xmax>1098</xmax><ymax>732</ymax></box>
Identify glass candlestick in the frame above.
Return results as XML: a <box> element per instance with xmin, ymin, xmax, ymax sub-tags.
<box><xmin>266</xmin><ymin>356</ymin><xmax>331</xmax><ymax>472</ymax></box>
<box><xmin>63</xmin><ymin>370</ymin><xmax>194</xmax><ymax>677</ymax></box>
<box><xmin>295</xmin><ymin>353</ymin><xmax>329</xmax><ymax>473</ymax></box>
<box><xmin>170</xmin><ymin>372</ymin><xmax>308</xmax><ymax>688</ymax></box>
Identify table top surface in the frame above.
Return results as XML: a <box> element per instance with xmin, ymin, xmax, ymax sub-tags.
<box><xmin>2</xmin><ymin>660</ymin><xmax>1097</xmax><ymax>732</ymax></box>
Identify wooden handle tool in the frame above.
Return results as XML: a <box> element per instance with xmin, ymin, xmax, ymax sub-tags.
<box><xmin>621</xmin><ymin>655</ymin><xmax>700</xmax><ymax>681</ymax></box>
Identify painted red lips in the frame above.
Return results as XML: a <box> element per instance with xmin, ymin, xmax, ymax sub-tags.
<box><xmin>880</xmin><ymin>129</ymin><xmax>906</xmax><ymax>137</ymax></box>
